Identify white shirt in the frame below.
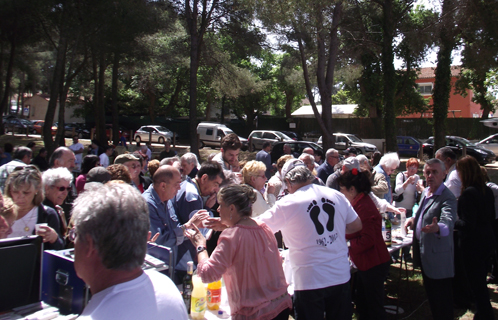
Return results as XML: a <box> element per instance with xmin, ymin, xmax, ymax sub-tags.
<box><xmin>258</xmin><ymin>184</ymin><xmax>359</xmax><ymax>291</ymax></box>
<box><xmin>79</xmin><ymin>270</ymin><xmax>188</xmax><ymax>320</ymax></box>
<box><xmin>69</xmin><ymin>142</ymin><xmax>84</xmax><ymax>165</ymax></box>
<box><xmin>10</xmin><ymin>206</ymin><xmax>38</xmax><ymax>238</ymax></box>
<box><xmin>444</xmin><ymin>164</ymin><xmax>461</xmax><ymax>198</ymax></box>
<box><xmin>99</xmin><ymin>153</ymin><xmax>110</xmax><ymax>168</ymax></box>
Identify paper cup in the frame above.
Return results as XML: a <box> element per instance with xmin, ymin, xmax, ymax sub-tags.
<box><xmin>35</xmin><ymin>223</ymin><xmax>48</xmax><ymax>233</ymax></box>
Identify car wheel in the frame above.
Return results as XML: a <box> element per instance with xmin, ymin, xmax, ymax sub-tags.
<box><xmin>422</xmin><ymin>153</ymin><xmax>430</xmax><ymax>162</ymax></box>
<box><xmin>78</xmin><ymin>132</ymin><xmax>83</xmax><ymax>139</ymax></box>
<box><xmin>158</xmin><ymin>137</ymin><xmax>165</xmax><ymax>144</ymax></box>
<box><xmin>31</xmin><ymin>129</ymin><xmax>37</xmax><ymax>134</ymax></box>
<box><xmin>252</xmin><ymin>144</ymin><xmax>256</xmax><ymax>151</ymax></box>
<box><xmin>135</xmin><ymin>136</ymin><xmax>141</xmax><ymax>143</ymax></box>
<box><xmin>200</xmin><ymin>141</ymin><xmax>205</xmax><ymax>148</ymax></box>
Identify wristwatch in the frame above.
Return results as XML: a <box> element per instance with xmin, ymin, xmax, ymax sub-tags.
<box><xmin>196</xmin><ymin>246</ymin><xmax>206</xmax><ymax>254</ymax></box>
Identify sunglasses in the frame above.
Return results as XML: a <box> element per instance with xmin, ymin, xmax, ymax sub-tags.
<box><xmin>52</xmin><ymin>186</ymin><xmax>71</xmax><ymax>192</ymax></box>
<box><xmin>14</xmin><ymin>165</ymin><xmax>39</xmax><ymax>172</ymax></box>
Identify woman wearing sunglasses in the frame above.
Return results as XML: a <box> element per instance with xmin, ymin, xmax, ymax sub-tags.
<box><xmin>5</xmin><ymin>166</ymin><xmax>64</xmax><ymax>249</ymax></box>
<box><xmin>42</xmin><ymin>168</ymin><xmax>73</xmax><ymax>239</ymax></box>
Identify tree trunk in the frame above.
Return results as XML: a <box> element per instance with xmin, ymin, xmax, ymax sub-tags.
<box><xmin>96</xmin><ymin>50</ymin><xmax>107</xmax><ymax>147</ymax></box>
<box><xmin>433</xmin><ymin>0</ymin><xmax>456</xmax><ymax>153</ymax></box>
<box><xmin>0</xmin><ymin>38</ymin><xmax>16</xmax><ymax>134</ymax></box>
<box><xmin>189</xmin><ymin>29</ymin><xmax>200</xmax><ymax>156</ymax></box>
<box><xmin>284</xmin><ymin>90</ymin><xmax>294</xmax><ymax>118</ymax></box>
<box><xmin>44</xmin><ymin>33</ymin><xmax>68</xmax><ymax>154</ymax></box>
<box><xmin>111</xmin><ymin>51</ymin><xmax>120</xmax><ymax>145</ymax></box>
<box><xmin>381</xmin><ymin>0</ymin><xmax>397</xmax><ymax>152</ymax></box>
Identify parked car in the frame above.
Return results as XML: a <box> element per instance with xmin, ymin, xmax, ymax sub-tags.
<box><xmin>197</xmin><ymin>122</ymin><xmax>248</xmax><ymax>150</ymax></box>
<box><xmin>317</xmin><ymin>133</ymin><xmax>377</xmax><ymax>156</ymax></box>
<box><xmin>476</xmin><ymin>134</ymin><xmax>498</xmax><ymax>156</ymax></box>
<box><xmin>3</xmin><ymin>118</ymin><xmax>34</xmax><ymax>134</ymax></box>
<box><xmin>64</xmin><ymin>122</ymin><xmax>91</xmax><ymax>139</ymax></box>
<box><xmin>422</xmin><ymin>136</ymin><xmax>496</xmax><ymax>165</ymax></box>
<box><xmin>270</xmin><ymin>141</ymin><xmax>323</xmax><ymax>164</ymax></box>
<box><xmin>248</xmin><ymin>130</ymin><xmax>294</xmax><ymax>150</ymax></box>
<box><xmin>30</xmin><ymin>120</ymin><xmax>45</xmax><ymax>134</ymax></box>
<box><xmin>134</xmin><ymin>125</ymin><xmax>179</xmax><ymax>143</ymax></box>
<box><xmin>397</xmin><ymin>136</ymin><xmax>421</xmax><ymax>157</ymax></box>
<box><xmin>281</xmin><ymin>131</ymin><xmax>301</xmax><ymax>141</ymax></box>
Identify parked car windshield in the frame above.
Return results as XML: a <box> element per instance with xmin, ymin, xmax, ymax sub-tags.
<box><xmin>155</xmin><ymin>126</ymin><xmax>170</xmax><ymax>132</ymax></box>
<box><xmin>453</xmin><ymin>137</ymin><xmax>476</xmax><ymax>147</ymax></box>
<box><xmin>347</xmin><ymin>134</ymin><xmax>363</xmax><ymax>143</ymax></box>
<box><xmin>275</xmin><ymin>132</ymin><xmax>291</xmax><ymax>140</ymax></box>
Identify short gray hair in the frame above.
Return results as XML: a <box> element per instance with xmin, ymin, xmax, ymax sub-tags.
<box><xmin>424</xmin><ymin>158</ymin><xmax>446</xmax><ymax>172</ymax></box>
<box><xmin>49</xmin><ymin>147</ymin><xmax>72</xmax><ymax>167</ymax></box>
<box><xmin>435</xmin><ymin>147</ymin><xmax>456</xmax><ymax>161</ymax></box>
<box><xmin>13</xmin><ymin>147</ymin><xmax>32</xmax><ymax>160</ymax></box>
<box><xmin>284</xmin><ymin>166</ymin><xmax>314</xmax><ymax>185</ymax></box>
<box><xmin>356</xmin><ymin>154</ymin><xmax>370</xmax><ymax>168</ymax></box>
<box><xmin>71</xmin><ymin>183</ymin><xmax>150</xmax><ymax>271</ymax></box>
<box><xmin>299</xmin><ymin>153</ymin><xmax>315</xmax><ymax>163</ymax></box>
<box><xmin>181</xmin><ymin>152</ymin><xmax>199</xmax><ymax>166</ymax></box>
<box><xmin>160</xmin><ymin>156</ymin><xmax>180</xmax><ymax>166</ymax></box>
<box><xmin>42</xmin><ymin>167</ymin><xmax>73</xmax><ymax>187</ymax></box>
<box><xmin>326</xmin><ymin>148</ymin><xmax>338</xmax><ymax>158</ymax></box>
<box><xmin>379</xmin><ymin>152</ymin><xmax>400</xmax><ymax>168</ymax></box>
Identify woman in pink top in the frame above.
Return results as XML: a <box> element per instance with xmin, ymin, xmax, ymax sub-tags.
<box><xmin>187</xmin><ymin>184</ymin><xmax>291</xmax><ymax>320</ymax></box>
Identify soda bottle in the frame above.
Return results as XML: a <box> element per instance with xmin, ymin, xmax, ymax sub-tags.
<box><xmin>191</xmin><ymin>274</ymin><xmax>207</xmax><ymax>320</ymax></box>
<box><xmin>384</xmin><ymin>214</ymin><xmax>392</xmax><ymax>247</ymax></box>
<box><xmin>182</xmin><ymin>261</ymin><xmax>193</xmax><ymax>314</ymax></box>
<box><xmin>207</xmin><ymin>279</ymin><xmax>222</xmax><ymax>310</ymax></box>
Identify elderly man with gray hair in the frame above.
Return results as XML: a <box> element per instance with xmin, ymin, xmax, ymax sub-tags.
<box><xmin>180</xmin><ymin>152</ymin><xmax>199</xmax><ymax>179</ymax></box>
<box><xmin>405</xmin><ymin>158</ymin><xmax>456</xmax><ymax>319</ymax></box>
<box><xmin>258</xmin><ymin>159</ymin><xmax>362</xmax><ymax>320</ymax></box>
<box><xmin>317</xmin><ymin>148</ymin><xmax>340</xmax><ymax>183</ymax></box>
<box><xmin>72</xmin><ymin>182</ymin><xmax>188</xmax><ymax>319</ymax></box>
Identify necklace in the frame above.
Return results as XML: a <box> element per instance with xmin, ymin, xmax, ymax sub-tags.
<box><xmin>19</xmin><ymin>209</ymin><xmax>37</xmax><ymax>232</ymax></box>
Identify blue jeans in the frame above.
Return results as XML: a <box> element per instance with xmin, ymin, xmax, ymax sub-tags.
<box><xmin>293</xmin><ymin>281</ymin><xmax>352</xmax><ymax>320</ymax></box>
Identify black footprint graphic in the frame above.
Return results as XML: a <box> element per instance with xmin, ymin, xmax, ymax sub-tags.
<box><xmin>321</xmin><ymin>198</ymin><xmax>335</xmax><ymax>231</ymax></box>
<box><xmin>307</xmin><ymin>200</ymin><xmax>324</xmax><ymax>235</ymax></box>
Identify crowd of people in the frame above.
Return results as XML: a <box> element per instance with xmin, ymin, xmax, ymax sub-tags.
<box><xmin>0</xmin><ymin>134</ymin><xmax>497</xmax><ymax>320</ymax></box>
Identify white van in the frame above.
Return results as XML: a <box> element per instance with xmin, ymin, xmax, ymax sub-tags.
<box><xmin>196</xmin><ymin>122</ymin><xmax>248</xmax><ymax>150</ymax></box>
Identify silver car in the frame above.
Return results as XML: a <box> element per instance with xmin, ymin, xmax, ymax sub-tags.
<box><xmin>134</xmin><ymin>125</ymin><xmax>178</xmax><ymax>143</ymax></box>
<box><xmin>248</xmin><ymin>130</ymin><xmax>294</xmax><ymax>150</ymax></box>
<box><xmin>476</xmin><ymin>134</ymin><xmax>498</xmax><ymax>156</ymax></box>
<box><xmin>318</xmin><ymin>133</ymin><xmax>377</xmax><ymax>156</ymax></box>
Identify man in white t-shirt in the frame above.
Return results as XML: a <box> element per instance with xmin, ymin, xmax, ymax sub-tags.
<box><xmin>258</xmin><ymin>159</ymin><xmax>362</xmax><ymax>320</ymax></box>
<box><xmin>72</xmin><ymin>182</ymin><xmax>188</xmax><ymax>320</ymax></box>
<box><xmin>68</xmin><ymin>136</ymin><xmax>84</xmax><ymax>171</ymax></box>
<box><xmin>99</xmin><ymin>145</ymin><xmax>113</xmax><ymax>168</ymax></box>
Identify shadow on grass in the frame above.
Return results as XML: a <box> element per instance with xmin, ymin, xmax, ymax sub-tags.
<box><xmin>382</xmin><ymin>261</ymin><xmax>498</xmax><ymax>320</ymax></box>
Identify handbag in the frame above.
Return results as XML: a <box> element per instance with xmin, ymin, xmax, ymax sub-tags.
<box><xmin>392</xmin><ymin>172</ymin><xmax>405</xmax><ymax>202</ymax></box>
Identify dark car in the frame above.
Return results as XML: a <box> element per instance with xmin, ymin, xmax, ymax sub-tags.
<box><xmin>270</xmin><ymin>141</ymin><xmax>323</xmax><ymax>164</ymax></box>
<box><xmin>422</xmin><ymin>136</ymin><xmax>496</xmax><ymax>165</ymax></box>
<box><xmin>65</xmin><ymin>123</ymin><xmax>91</xmax><ymax>139</ymax></box>
<box><xmin>397</xmin><ymin>136</ymin><xmax>421</xmax><ymax>157</ymax></box>
<box><xmin>3</xmin><ymin>118</ymin><xmax>34</xmax><ymax>134</ymax></box>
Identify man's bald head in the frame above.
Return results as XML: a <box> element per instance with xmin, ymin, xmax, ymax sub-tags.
<box><xmin>153</xmin><ymin>165</ymin><xmax>182</xmax><ymax>202</ymax></box>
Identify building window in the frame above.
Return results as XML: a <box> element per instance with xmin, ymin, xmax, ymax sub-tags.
<box><xmin>417</xmin><ymin>83</ymin><xmax>433</xmax><ymax>95</ymax></box>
